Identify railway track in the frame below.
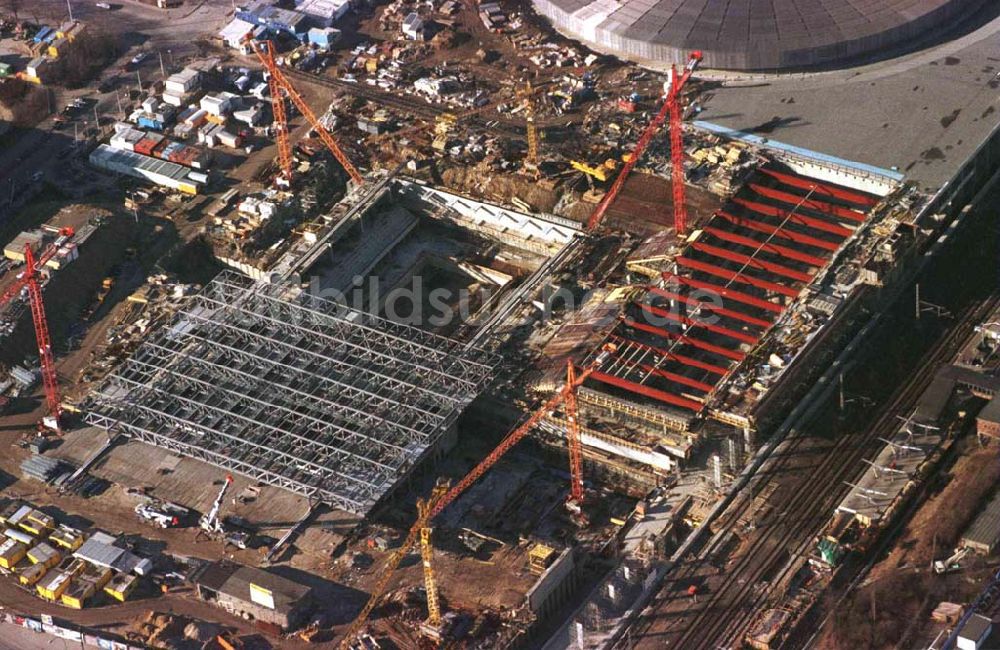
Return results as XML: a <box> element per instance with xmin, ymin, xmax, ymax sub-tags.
<box><xmin>621</xmin><ymin>286</ymin><xmax>999</xmax><ymax>649</ymax></box>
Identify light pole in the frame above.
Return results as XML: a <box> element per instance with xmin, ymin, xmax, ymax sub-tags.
<box><xmin>66</xmin><ymin>0</ymin><xmax>74</xmax><ymax>22</ymax></box>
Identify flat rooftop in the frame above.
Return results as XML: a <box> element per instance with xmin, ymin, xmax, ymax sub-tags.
<box><xmin>695</xmin><ymin>8</ymin><xmax>1000</xmax><ymax>190</ymax></box>
<box><xmin>82</xmin><ymin>271</ymin><xmax>498</xmax><ymax>515</ymax></box>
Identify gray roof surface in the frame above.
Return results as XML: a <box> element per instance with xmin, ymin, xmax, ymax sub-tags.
<box><xmin>694</xmin><ymin>12</ymin><xmax>1000</xmax><ymax>190</ymax></box>
<box><xmin>192</xmin><ymin>561</ymin><xmax>311</xmax><ymax>615</ymax></box>
<box><xmin>980</xmin><ymin>396</ymin><xmax>1000</xmax><ymax>425</ymax></box>
<box><xmin>963</xmin><ymin>490</ymin><xmax>1000</xmax><ymax>550</ymax></box>
<box><xmin>534</xmin><ymin>0</ymin><xmax>985</xmax><ymax>69</ymax></box>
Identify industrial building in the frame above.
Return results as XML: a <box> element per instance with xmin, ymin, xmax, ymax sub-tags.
<box><xmin>83</xmin><ymin>271</ymin><xmax>498</xmax><ymax>515</ymax></box>
<box><xmin>189</xmin><ymin>560</ymin><xmax>313</xmax><ymax>631</ymax></box>
<box><xmin>89</xmin><ymin>145</ymin><xmax>201</xmax><ymax>195</ymax></box>
<box><xmin>531</xmin><ymin>0</ymin><xmax>987</xmax><ymax>70</ymax></box>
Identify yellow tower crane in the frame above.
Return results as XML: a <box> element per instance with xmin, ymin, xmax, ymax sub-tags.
<box><xmin>417</xmin><ymin>479</ymin><xmax>450</xmax><ymax>641</ymax></box>
<box><xmin>519</xmin><ymin>81</ymin><xmax>539</xmax><ymax>173</ymax></box>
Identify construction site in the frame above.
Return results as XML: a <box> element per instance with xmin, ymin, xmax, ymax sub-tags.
<box><xmin>0</xmin><ymin>0</ymin><xmax>1000</xmax><ymax>649</ymax></box>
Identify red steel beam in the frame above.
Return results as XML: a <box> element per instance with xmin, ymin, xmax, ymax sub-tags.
<box><xmin>662</xmin><ymin>272</ymin><xmax>785</xmax><ymax>313</ymax></box>
<box><xmin>609</xmin><ymin>334</ymin><xmax>730</xmax><ymax>376</ymax></box>
<box><xmin>610</xmin><ymin>350</ymin><xmax>716</xmax><ymax>392</ymax></box>
<box><xmin>637</xmin><ymin>363</ymin><xmax>715</xmax><ymax>392</ymax></box>
<box><xmin>643</xmin><ymin>303</ymin><xmax>759</xmax><ymax>345</ymax></box>
<box><xmin>715</xmin><ymin>211</ymin><xmax>840</xmax><ymax>253</ymax></box>
<box><xmin>623</xmin><ymin>317</ymin><xmax>746</xmax><ymax>361</ymax></box>
<box><xmin>749</xmin><ymin>183</ymin><xmax>866</xmax><ymax>222</ymax></box>
<box><xmin>733</xmin><ymin>198</ymin><xmax>854</xmax><ymax>238</ymax></box>
<box><xmin>759</xmin><ymin>167</ymin><xmax>877</xmax><ymax>207</ymax></box>
<box><xmin>648</xmin><ymin>287</ymin><xmax>773</xmax><ymax>329</ymax></box>
<box><xmin>702</xmin><ymin>227</ymin><xmax>827</xmax><ymax>267</ymax></box>
<box><xmin>591</xmin><ymin>371</ymin><xmax>704</xmax><ymax>411</ymax></box>
<box><xmin>676</xmin><ymin>257</ymin><xmax>801</xmax><ymax>299</ymax></box>
<box><xmin>690</xmin><ymin>241</ymin><xmax>813</xmax><ymax>283</ymax></box>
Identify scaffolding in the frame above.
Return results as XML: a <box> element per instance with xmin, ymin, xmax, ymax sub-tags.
<box><xmin>83</xmin><ymin>272</ymin><xmax>498</xmax><ymax>515</ymax></box>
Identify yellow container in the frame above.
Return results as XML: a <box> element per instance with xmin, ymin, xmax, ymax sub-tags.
<box><xmin>37</xmin><ymin>570</ymin><xmax>73</xmax><ymax>601</ymax></box>
<box><xmin>18</xmin><ymin>562</ymin><xmax>48</xmax><ymax>586</ymax></box>
<box><xmin>49</xmin><ymin>528</ymin><xmax>84</xmax><ymax>551</ymax></box>
<box><xmin>0</xmin><ymin>539</ymin><xmax>27</xmax><ymax>569</ymax></box>
<box><xmin>105</xmin><ymin>573</ymin><xmax>138</xmax><ymax>602</ymax></box>
<box><xmin>27</xmin><ymin>542</ymin><xmax>60</xmax><ymax>569</ymax></box>
<box><xmin>61</xmin><ymin>579</ymin><xmax>95</xmax><ymax>609</ymax></box>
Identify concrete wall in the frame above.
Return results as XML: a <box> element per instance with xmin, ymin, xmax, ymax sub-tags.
<box><xmin>527</xmin><ymin>547</ymin><xmax>578</xmax><ymax>619</ymax></box>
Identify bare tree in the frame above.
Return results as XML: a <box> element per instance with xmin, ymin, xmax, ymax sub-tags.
<box><xmin>0</xmin><ymin>0</ymin><xmax>23</xmax><ymax>23</ymax></box>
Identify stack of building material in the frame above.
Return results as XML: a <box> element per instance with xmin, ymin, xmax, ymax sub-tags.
<box><xmin>3</xmin><ymin>230</ymin><xmax>44</xmax><ymax>262</ymax></box>
<box><xmin>20</xmin><ymin>455</ymin><xmax>68</xmax><ymax>484</ymax></box>
<box><xmin>9</xmin><ymin>366</ymin><xmax>39</xmax><ymax>389</ymax></box>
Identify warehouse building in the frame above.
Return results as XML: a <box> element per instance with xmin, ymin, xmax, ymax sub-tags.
<box><xmin>962</xmin><ymin>489</ymin><xmax>1000</xmax><ymax>555</ymax></box>
<box><xmin>189</xmin><ymin>560</ymin><xmax>312</xmax><ymax>631</ymax></box>
<box><xmin>977</xmin><ymin>397</ymin><xmax>1000</xmax><ymax>439</ymax></box>
<box><xmin>89</xmin><ymin>145</ymin><xmax>200</xmax><ymax>195</ymax></box>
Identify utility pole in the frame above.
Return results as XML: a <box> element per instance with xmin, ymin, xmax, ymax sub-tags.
<box><xmin>915</xmin><ymin>283</ymin><xmax>920</xmax><ymax>320</ymax></box>
<box><xmin>116</xmin><ymin>91</ymin><xmax>124</xmax><ymax>118</ymax></box>
<box><xmin>93</xmin><ymin>103</ymin><xmax>100</xmax><ymax>137</ymax></box>
<box><xmin>66</xmin><ymin>0</ymin><xmax>74</xmax><ymax>22</ymax></box>
<box><xmin>136</xmin><ymin>69</ymin><xmax>143</xmax><ymax>93</ymax></box>
<box><xmin>158</xmin><ymin>51</ymin><xmax>166</xmax><ymax>78</ymax></box>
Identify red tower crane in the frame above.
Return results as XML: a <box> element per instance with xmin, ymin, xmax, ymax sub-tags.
<box><xmin>338</xmin><ymin>344</ymin><xmax>617</xmax><ymax>649</ymax></box>
<box><xmin>248</xmin><ymin>39</ymin><xmax>364</xmax><ymax>187</ymax></box>
<box><xmin>0</xmin><ymin>229</ymin><xmax>74</xmax><ymax>431</ymax></box>
<box><xmin>586</xmin><ymin>51</ymin><xmax>702</xmax><ymax>235</ymax></box>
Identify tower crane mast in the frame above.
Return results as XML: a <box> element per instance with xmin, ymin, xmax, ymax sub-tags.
<box><xmin>586</xmin><ymin>51</ymin><xmax>701</xmax><ymax>234</ymax></box>
<box><xmin>248</xmin><ymin>39</ymin><xmax>364</xmax><ymax>186</ymax></box>
<box><xmin>0</xmin><ymin>229</ymin><xmax>75</xmax><ymax>431</ymax></box>
<box><xmin>261</xmin><ymin>41</ymin><xmax>293</xmax><ymax>184</ymax></box>
<box><xmin>339</xmin><ymin>344</ymin><xmax>617</xmax><ymax>649</ymax></box>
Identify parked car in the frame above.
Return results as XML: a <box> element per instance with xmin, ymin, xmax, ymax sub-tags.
<box><xmin>130</xmin><ymin>51</ymin><xmax>149</xmax><ymax>65</ymax></box>
<box><xmin>96</xmin><ymin>2</ymin><xmax>112</xmax><ymax>9</ymax></box>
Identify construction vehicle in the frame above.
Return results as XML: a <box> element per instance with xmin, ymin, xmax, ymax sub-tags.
<box><xmin>135</xmin><ymin>501</ymin><xmax>189</xmax><ymax>529</ymax></box>
<box><xmin>247</xmin><ymin>39</ymin><xmax>363</xmax><ymax>188</ymax></box>
<box><xmin>571</xmin><ymin>159</ymin><xmax>617</xmax><ymax>184</ymax></box>
<box><xmin>587</xmin><ymin>51</ymin><xmax>702</xmax><ymax>235</ymax></box>
<box><xmin>0</xmin><ymin>227</ymin><xmax>75</xmax><ymax>433</ymax></box>
<box><xmin>417</xmin><ymin>479</ymin><xmax>451</xmax><ymax>641</ymax></box>
<box><xmin>934</xmin><ymin>547</ymin><xmax>970</xmax><ymax>574</ymax></box>
<box><xmin>338</xmin><ymin>343</ymin><xmax>617</xmax><ymax>649</ymax></box>
<box><xmin>199</xmin><ymin>475</ymin><xmax>251</xmax><ymax>549</ymax></box>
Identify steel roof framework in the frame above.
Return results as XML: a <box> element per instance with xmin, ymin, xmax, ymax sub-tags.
<box><xmin>84</xmin><ymin>272</ymin><xmax>497</xmax><ymax>515</ymax></box>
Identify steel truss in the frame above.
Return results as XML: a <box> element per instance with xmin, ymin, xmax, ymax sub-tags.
<box><xmin>84</xmin><ymin>272</ymin><xmax>498</xmax><ymax>515</ymax></box>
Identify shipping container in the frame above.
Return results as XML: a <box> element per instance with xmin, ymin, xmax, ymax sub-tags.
<box><xmin>18</xmin><ymin>561</ymin><xmax>48</xmax><ymax>586</ymax></box>
<box><xmin>32</xmin><ymin>27</ymin><xmax>53</xmax><ymax>44</ymax></box>
<box><xmin>27</xmin><ymin>542</ymin><xmax>61</xmax><ymax>568</ymax></box>
<box><xmin>0</xmin><ymin>539</ymin><xmax>27</xmax><ymax>569</ymax></box>
<box><xmin>137</xmin><ymin>115</ymin><xmax>165</xmax><ymax>131</ymax></box>
<box><xmin>105</xmin><ymin>573</ymin><xmax>138</xmax><ymax>601</ymax></box>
